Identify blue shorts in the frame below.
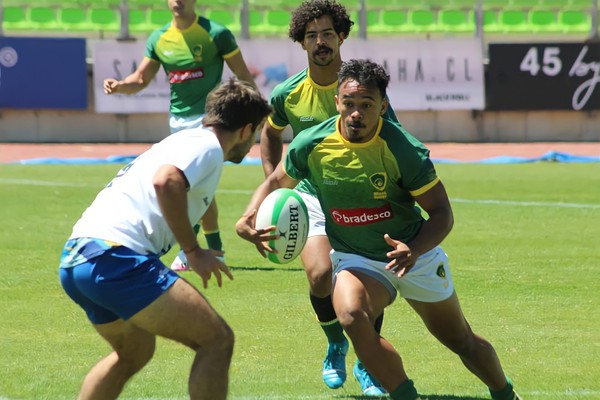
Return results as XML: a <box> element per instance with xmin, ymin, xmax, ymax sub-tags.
<box><xmin>59</xmin><ymin>239</ymin><xmax>179</xmax><ymax>324</ymax></box>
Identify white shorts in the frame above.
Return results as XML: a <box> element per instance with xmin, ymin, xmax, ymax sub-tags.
<box><xmin>331</xmin><ymin>246</ymin><xmax>454</xmax><ymax>304</ymax></box>
<box><xmin>169</xmin><ymin>113</ymin><xmax>204</xmax><ymax>134</ymax></box>
<box><xmin>296</xmin><ymin>190</ymin><xmax>326</xmax><ymax>237</ymax></box>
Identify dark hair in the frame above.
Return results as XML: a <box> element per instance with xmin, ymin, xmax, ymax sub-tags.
<box><xmin>337</xmin><ymin>59</ymin><xmax>390</xmax><ymax>99</ymax></box>
<box><xmin>202</xmin><ymin>78</ymin><xmax>272</xmax><ymax>132</ymax></box>
<box><xmin>289</xmin><ymin>0</ymin><xmax>353</xmax><ymax>43</ymax></box>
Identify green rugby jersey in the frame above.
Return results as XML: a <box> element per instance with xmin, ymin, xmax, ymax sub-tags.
<box><xmin>269</xmin><ymin>68</ymin><xmax>399</xmax><ymax>194</ymax></box>
<box><xmin>284</xmin><ymin>116</ymin><xmax>439</xmax><ymax>262</ymax></box>
<box><xmin>145</xmin><ymin>16</ymin><xmax>240</xmax><ymax>117</ymax></box>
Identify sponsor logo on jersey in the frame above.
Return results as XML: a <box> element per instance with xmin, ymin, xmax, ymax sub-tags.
<box><xmin>436</xmin><ymin>263</ymin><xmax>446</xmax><ymax>278</ymax></box>
<box><xmin>330</xmin><ymin>204</ymin><xmax>393</xmax><ymax>226</ymax></box>
<box><xmin>299</xmin><ymin>116</ymin><xmax>314</xmax><ymax>122</ymax></box>
<box><xmin>169</xmin><ymin>67</ymin><xmax>205</xmax><ymax>83</ymax></box>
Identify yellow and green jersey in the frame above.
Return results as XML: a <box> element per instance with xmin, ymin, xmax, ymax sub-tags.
<box><xmin>269</xmin><ymin>68</ymin><xmax>399</xmax><ymax>194</ymax></box>
<box><xmin>145</xmin><ymin>16</ymin><xmax>240</xmax><ymax>117</ymax></box>
<box><xmin>284</xmin><ymin>116</ymin><xmax>439</xmax><ymax>262</ymax></box>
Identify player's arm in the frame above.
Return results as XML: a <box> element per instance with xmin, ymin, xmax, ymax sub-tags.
<box><xmin>235</xmin><ymin>164</ymin><xmax>299</xmax><ymax>257</ymax></box>
<box><xmin>384</xmin><ymin>180</ymin><xmax>453</xmax><ymax>277</ymax></box>
<box><xmin>225</xmin><ymin>51</ymin><xmax>257</xmax><ymax>88</ymax></box>
<box><xmin>103</xmin><ymin>57</ymin><xmax>161</xmax><ymax>95</ymax></box>
<box><xmin>153</xmin><ymin>164</ymin><xmax>232</xmax><ymax>288</ymax></box>
<box><xmin>260</xmin><ymin>122</ymin><xmax>285</xmax><ymax>178</ymax></box>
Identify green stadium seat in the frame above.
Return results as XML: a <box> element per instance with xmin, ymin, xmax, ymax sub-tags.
<box><xmin>408</xmin><ymin>9</ymin><xmax>437</xmax><ymax>32</ymax></box>
<box><xmin>264</xmin><ymin>10</ymin><xmax>290</xmax><ymax>35</ymax></box>
<box><xmin>2</xmin><ymin>6</ymin><xmax>29</xmax><ymax>30</ymax></box>
<box><xmin>499</xmin><ymin>9</ymin><xmax>529</xmax><ymax>32</ymax></box>
<box><xmin>422</xmin><ymin>0</ymin><xmax>451</xmax><ymax>8</ymax></box>
<box><xmin>381</xmin><ymin>10</ymin><xmax>409</xmax><ymax>33</ymax></box>
<box><xmin>529</xmin><ymin>9</ymin><xmax>560</xmax><ymax>32</ymax></box>
<box><xmin>248</xmin><ymin>9</ymin><xmax>267</xmax><ymax>36</ymax></box>
<box><xmin>483</xmin><ymin>0</ymin><xmax>511</xmax><ymax>9</ymax></box>
<box><xmin>439</xmin><ymin>9</ymin><xmax>475</xmax><ymax>32</ymax></box>
<box><xmin>89</xmin><ymin>8</ymin><xmax>120</xmax><ymax>31</ymax></box>
<box><xmin>569</xmin><ymin>0</ymin><xmax>593</xmax><ymax>7</ymax></box>
<box><xmin>30</xmin><ymin>6</ymin><xmax>61</xmax><ymax>31</ymax></box>
<box><xmin>451</xmin><ymin>0</ymin><xmax>479</xmax><ymax>8</ymax></box>
<box><xmin>128</xmin><ymin>8</ymin><xmax>153</xmax><ymax>33</ymax></box>
<box><xmin>364</xmin><ymin>9</ymin><xmax>383</xmax><ymax>34</ymax></box>
<box><xmin>511</xmin><ymin>0</ymin><xmax>541</xmax><ymax>7</ymax></box>
<box><xmin>558</xmin><ymin>9</ymin><xmax>591</xmax><ymax>32</ymax></box>
<box><xmin>482</xmin><ymin>9</ymin><xmax>502</xmax><ymax>32</ymax></box>
<box><xmin>59</xmin><ymin>8</ymin><xmax>89</xmax><ymax>31</ymax></box>
<box><xmin>538</xmin><ymin>0</ymin><xmax>571</xmax><ymax>8</ymax></box>
<box><xmin>149</xmin><ymin>9</ymin><xmax>172</xmax><ymax>27</ymax></box>
<box><xmin>206</xmin><ymin>9</ymin><xmax>241</xmax><ymax>34</ymax></box>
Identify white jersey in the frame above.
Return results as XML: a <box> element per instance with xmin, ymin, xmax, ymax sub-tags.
<box><xmin>70</xmin><ymin>128</ymin><xmax>223</xmax><ymax>256</ymax></box>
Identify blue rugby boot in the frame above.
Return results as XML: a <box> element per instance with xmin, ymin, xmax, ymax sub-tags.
<box><xmin>322</xmin><ymin>338</ymin><xmax>349</xmax><ymax>389</ymax></box>
<box><xmin>353</xmin><ymin>360</ymin><xmax>387</xmax><ymax>396</ymax></box>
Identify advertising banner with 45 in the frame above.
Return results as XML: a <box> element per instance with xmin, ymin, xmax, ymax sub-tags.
<box><xmin>487</xmin><ymin>42</ymin><xmax>600</xmax><ymax>111</ymax></box>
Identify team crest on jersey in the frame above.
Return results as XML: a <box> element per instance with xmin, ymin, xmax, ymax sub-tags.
<box><xmin>369</xmin><ymin>173</ymin><xmax>387</xmax><ymax>191</ymax></box>
<box><xmin>192</xmin><ymin>45</ymin><xmax>203</xmax><ymax>61</ymax></box>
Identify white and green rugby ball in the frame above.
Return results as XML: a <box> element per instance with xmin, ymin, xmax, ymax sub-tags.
<box><xmin>255</xmin><ymin>188</ymin><xmax>309</xmax><ymax>264</ymax></box>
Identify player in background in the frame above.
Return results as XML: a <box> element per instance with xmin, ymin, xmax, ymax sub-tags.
<box><xmin>237</xmin><ymin>59</ymin><xmax>522</xmax><ymax>400</ymax></box>
<box><xmin>259</xmin><ymin>0</ymin><xmax>397</xmax><ymax>394</ymax></box>
<box><xmin>60</xmin><ymin>79</ymin><xmax>271</xmax><ymax>400</ymax></box>
<box><xmin>103</xmin><ymin>0</ymin><xmax>256</xmax><ymax>271</ymax></box>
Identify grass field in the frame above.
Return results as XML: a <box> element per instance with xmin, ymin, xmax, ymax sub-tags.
<box><xmin>0</xmin><ymin>162</ymin><xmax>599</xmax><ymax>400</ymax></box>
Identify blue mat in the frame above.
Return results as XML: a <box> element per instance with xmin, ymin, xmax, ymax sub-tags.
<box><xmin>8</xmin><ymin>151</ymin><xmax>600</xmax><ymax>165</ymax></box>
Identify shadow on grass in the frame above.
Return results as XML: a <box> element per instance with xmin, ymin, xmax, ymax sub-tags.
<box><xmin>336</xmin><ymin>395</ymin><xmax>487</xmax><ymax>400</ymax></box>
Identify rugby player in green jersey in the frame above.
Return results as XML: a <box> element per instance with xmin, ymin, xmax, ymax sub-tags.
<box><xmin>259</xmin><ymin>1</ymin><xmax>397</xmax><ymax>394</ymax></box>
<box><xmin>103</xmin><ymin>0</ymin><xmax>256</xmax><ymax>272</ymax></box>
<box><xmin>237</xmin><ymin>59</ymin><xmax>521</xmax><ymax>400</ymax></box>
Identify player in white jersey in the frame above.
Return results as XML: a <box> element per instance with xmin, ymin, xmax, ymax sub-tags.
<box><xmin>59</xmin><ymin>78</ymin><xmax>271</xmax><ymax>400</ymax></box>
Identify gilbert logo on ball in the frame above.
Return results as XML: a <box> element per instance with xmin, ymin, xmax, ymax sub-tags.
<box><xmin>255</xmin><ymin>188</ymin><xmax>309</xmax><ymax>264</ymax></box>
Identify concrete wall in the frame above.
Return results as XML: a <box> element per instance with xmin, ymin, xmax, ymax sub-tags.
<box><xmin>1</xmin><ymin>107</ymin><xmax>598</xmax><ymax>144</ymax></box>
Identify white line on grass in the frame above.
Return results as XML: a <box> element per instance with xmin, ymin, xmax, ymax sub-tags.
<box><xmin>1</xmin><ymin>179</ymin><xmax>599</xmax><ymax>210</ymax></box>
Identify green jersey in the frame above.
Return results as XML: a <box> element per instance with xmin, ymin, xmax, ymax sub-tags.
<box><xmin>284</xmin><ymin>116</ymin><xmax>439</xmax><ymax>262</ymax></box>
<box><xmin>269</xmin><ymin>68</ymin><xmax>399</xmax><ymax>194</ymax></box>
<box><xmin>145</xmin><ymin>16</ymin><xmax>240</xmax><ymax>117</ymax></box>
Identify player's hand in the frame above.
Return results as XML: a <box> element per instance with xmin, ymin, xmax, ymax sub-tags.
<box><xmin>383</xmin><ymin>234</ymin><xmax>418</xmax><ymax>278</ymax></box>
<box><xmin>235</xmin><ymin>209</ymin><xmax>280</xmax><ymax>258</ymax></box>
<box><xmin>103</xmin><ymin>78</ymin><xmax>120</xmax><ymax>94</ymax></box>
<box><xmin>186</xmin><ymin>247</ymin><xmax>233</xmax><ymax>289</ymax></box>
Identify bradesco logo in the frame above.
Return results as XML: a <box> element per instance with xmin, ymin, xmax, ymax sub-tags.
<box><xmin>169</xmin><ymin>67</ymin><xmax>205</xmax><ymax>84</ymax></box>
<box><xmin>330</xmin><ymin>204</ymin><xmax>393</xmax><ymax>226</ymax></box>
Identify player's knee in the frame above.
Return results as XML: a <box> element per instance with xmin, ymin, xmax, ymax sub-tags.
<box><xmin>304</xmin><ymin>264</ymin><xmax>332</xmax><ymax>295</ymax></box>
<box><xmin>194</xmin><ymin>320</ymin><xmax>235</xmax><ymax>359</ymax></box>
<box><xmin>117</xmin><ymin>342</ymin><xmax>156</xmax><ymax>375</ymax></box>
<box><xmin>336</xmin><ymin>308</ymin><xmax>370</xmax><ymax>338</ymax></box>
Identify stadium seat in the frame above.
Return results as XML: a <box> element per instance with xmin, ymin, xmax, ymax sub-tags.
<box><xmin>59</xmin><ymin>8</ymin><xmax>89</xmax><ymax>31</ymax></box>
<box><xmin>264</xmin><ymin>10</ymin><xmax>290</xmax><ymax>35</ymax></box>
<box><xmin>439</xmin><ymin>9</ymin><xmax>475</xmax><ymax>33</ymax></box>
<box><xmin>206</xmin><ymin>9</ymin><xmax>241</xmax><ymax>34</ymax></box>
<box><xmin>569</xmin><ymin>0</ymin><xmax>593</xmax><ymax>7</ymax></box>
<box><xmin>558</xmin><ymin>9</ymin><xmax>591</xmax><ymax>32</ymax></box>
<box><xmin>29</xmin><ymin>6</ymin><xmax>61</xmax><ymax>31</ymax></box>
<box><xmin>483</xmin><ymin>0</ymin><xmax>511</xmax><ymax>9</ymax></box>
<box><xmin>89</xmin><ymin>8</ymin><xmax>120</xmax><ymax>32</ymax></box>
<box><xmin>499</xmin><ymin>9</ymin><xmax>529</xmax><ymax>32</ymax></box>
<box><xmin>422</xmin><ymin>0</ymin><xmax>450</xmax><ymax>8</ymax></box>
<box><xmin>482</xmin><ymin>9</ymin><xmax>502</xmax><ymax>32</ymax></box>
<box><xmin>529</xmin><ymin>9</ymin><xmax>560</xmax><ymax>32</ymax></box>
<box><xmin>2</xmin><ymin>6</ymin><xmax>29</xmax><ymax>31</ymax></box>
<box><xmin>248</xmin><ymin>9</ymin><xmax>268</xmax><ymax>36</ymax></box>
<box><xmin>128</xmin><ymin>8</ymin><xmax>153</xmax><ymax>33</ymax></box>
<box><xmin>149</xmin><ymin>9</ymin><xmax>172</xmax><ymax>27</ymax></box>
<box><xmin>381</xmin><ymin>10</ymin><xmax>409</xmax><ymax>33</ymax></box>
<box><xmin>511</xmin><ymin>0</ymin><xmax>541</xmax><ymax>7</ymax></box>
<box><xmin>538</xmin><ymin>0</ymin><xmax>571</xmax><ymax>8</ymax></box>
<box><xmin>408</xmin><ymin>9</ymin><xmax>437</xmax><ymax>32</ymax></box>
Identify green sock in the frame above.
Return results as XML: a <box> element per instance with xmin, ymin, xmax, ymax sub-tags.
<box><xmin>490</xmin><ymin>376</ymin><xmax>516</xmax><ymax>400</ymax></box>
<box><xmin>204</xmin><ymin>231</ymin><xmax>223</xmax><ymax>251</ymax></box>
<box><xmin>319</xmin><ymin>319</ymin><xmax>346</xmax><ymax>343</ymax></box>
<box><xmin>390</xmin><ymin>379</ymin><xmax>418</xmax><ymax>400</ymax></box>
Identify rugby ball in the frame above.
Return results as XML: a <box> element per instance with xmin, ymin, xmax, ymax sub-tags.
<box><xmin>255</xmin><ymin>188</ymin><xmax>309</xmax><ymax>264</ymax></box>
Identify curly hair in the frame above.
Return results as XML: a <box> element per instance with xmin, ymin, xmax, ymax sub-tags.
<box><xmin>337</xmin><ymin>59</ymin><xmax>390</xmax><ymax>99</ymax></box>
<box><xmin>288</xmin><ymin>0</ymin><xmax>354</xmax><ymax>43</ymax></box>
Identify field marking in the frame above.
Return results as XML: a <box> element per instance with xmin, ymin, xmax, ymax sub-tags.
<box><xmin>1</xmin><ymin>179</ymin><xmax>599</xmax><ymax>209</ymax></box>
